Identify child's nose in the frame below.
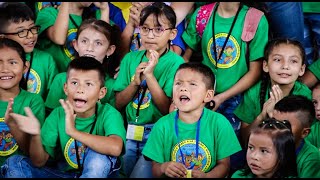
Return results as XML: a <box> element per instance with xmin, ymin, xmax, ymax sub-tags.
<box><xmin>76</xmin><ymin>86</ymin><xmax>85</xmax><ymax>94</ymax></box>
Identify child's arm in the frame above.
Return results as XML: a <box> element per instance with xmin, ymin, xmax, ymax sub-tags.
<box><xmin>192</xmin><ymin>157</ymin><xmax>230</xmax><ymax>178</ymax></box>
<box><xmin>9</xmin><ymin>107</ymin><xmax>50</xmax><ymax>167</ymax></box>
<box><xmin>94</xmin><ymin>2</ymin><xmax>110</xmax><ymax>23</ymax></box>
<box><xmin>170</xmin><ymin>2</ymin><xmax>194</xmax><ymax>27</ymax></box>
<box><xmin>115</xmin><ymin>62</ymin><xmax>145</xmax><ymax>110</ymax></box>
<box><xmin>301</xmin><ymin>70</ymin><xmax>318</xmax><ymax>88</ymax></box>
<box><xmin>211</xmin><ymin>60</ymin><xmax>262</xmax><ymax>111</ymax></box>
<box><xmin>61</xmin><ymin>100</ymin><xmax>123</xmax><ymax>156</ymax></box>
<box><xmin>152</xmin><ymin>161</ymin><xmax>187</xmax><ymax>178</ymax></box>
<box><xmin>240</xmin><ymin>85</ymin><xmax>283</xmax><ymax>144</ymax></box>
<box><xmin>4</xmin><ymin>99</ymin><xmax>30</xmax><ymax>154</ymax></box>
<box><xmin>143</xmin><ymin>50</ymin><xmax>171</xmax><ymax>115</ymax></box>
<box><xmin>45</xmin><ymin>2</ymin><xmax>70</xmax><ymax>45</ymax></box>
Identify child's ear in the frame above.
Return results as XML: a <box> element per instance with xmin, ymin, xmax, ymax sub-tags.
<box><xmin>98</xmin><ymin>87</ymin><xmax>107</xmax><ymax>100</ymax></box>
<box><xmin>72</xmin><ymin>39</ymin><xmax>78</xmax><ymax>53</ymax></box>
<box><xmin>63</xmin><ymin>83</ymin><xmax>68</xmax><ymax>96</ymax></box>
<box><xmin>106</xmin><ymin>45</ymin><xmax>116</xmax><ymax>57</ymax></box>
<box><xmin>204</xmin><ymin>89</ymin><xmax>214</xmax><ymax>103</ymax></box>
<box><xmin>299</xmin><ymin>64</ymin><xmax>306</xmax><ymax>77</ymax></box>
<box><xmin>301</xmin><ymin>127</ymin><xmax>311</xmax><ymax>139</ymax></box>
<box><xmin>23</xmin><ymin>61</ymin><xmax>30</xmax><ymax>74</ymax></box>
<box><xmin>262</xmin><ymin>60</ymin><xmax>269</xmax><ymax>73</ymax></box>
<box><xmin>169</xmin><ymin>28</ymin><xmax>178</xmax><ymax>41</ymax></box>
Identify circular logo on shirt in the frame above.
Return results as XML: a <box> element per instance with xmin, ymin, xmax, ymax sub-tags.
<box><xmin>24</xmin><ymin>69</ymin><xmax>41</xmax><ymax>94</ymax></box>
<box><xmin>63</xmin><ymin>28</ymin><xmax>78</xmax><ymax>61</ymax></box>
<box><xmin>171</xmin><ymin>139</ymin><xmax>211</xmax><ymax>172</ymax></box>
<box><xmin>131</xmin><ymin>76</ymin><xmax>151</xmax><ymax>110</ymax></box>
<box><xmin>64</xmin><ymin>138</ymin><xmax>87</xmax><ymax>169</ymax></box>
<box><xmin>207</xmin><ymin>33</ymin><xmax>240</xmax><ymax>68</ymax></box>
<box><xmin>0</xmin><ymin>118</ymin><xmax>18</xmax><ymax>156</ymax></box>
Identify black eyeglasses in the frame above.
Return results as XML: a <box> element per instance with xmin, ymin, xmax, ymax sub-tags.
<box><xmin>139</xmin><ymin>26</ymin><xmax>172</xmax><ymax>37</ymax></box>
<box><xmin>260</xmin><ymin>118</ymin><xmax>292</xmax><ymax>130</ymax></box>
<box><xmin>1</xmin><ymin>25</ymin><xmax>41</xmax><ymax>38</ymax></box>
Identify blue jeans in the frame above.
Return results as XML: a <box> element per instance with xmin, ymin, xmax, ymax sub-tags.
<box><xmin>303</xmin><ymin>13</ymin><xmax>320</xmax><ymax>66</ymax></box>
<box><xmin>265</xmin><ymin>2</ymin><xmax>304</xmax><ymax>44</ymax></box>
<box><xmin>123</xmin><ymin>123</ymin><xmax>153</xmax><ymax>178</ymax></box>
<box><xmin>1</xmin><ymin>148</ymin><xmax>120</xmax><ymax>178</ymax></box>
<box><xmin>216</xmin><ymin>94</ymin><xmax>245</xmax><ymax>171</ymax></box>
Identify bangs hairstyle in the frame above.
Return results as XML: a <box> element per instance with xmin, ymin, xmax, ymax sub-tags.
<box><xmin>66</xmin><ymin>56</ymin><xmax>106</xmax><ymax>88</ymax></box>
<box><xmin>76</xmin><ymin>18</ymin><xmax>121</xmax><ymax>78</ymax></box>
<box><xmin>0</xmin><ymin>2</ymin><xmax>35</xmax><ymax>33</ymax></box>
<box><xmin>264</xmin><ymin>38</ymin><xmax>306</xmax><ymax>65</ymax></box>
<box><xmin>175</xmin><ymin>62</ymin><xmax>216</xmax><ymax>90</ymax></box>
<box><xmin>0</xmin><ymin>38</ymin><xmax>27</xmax><ymax>90</ymax></box>
<box><xmin>274</xmin><ymin>95</ymin><xmax>315</xmax><ymax>128</ymax></box>
<box><xmin>139</xmin><ymin>2</ymin><xmax>176</xmax><ymax>29</ymax></box>
<box><xmin>246</xmin><ymin>118</ymin><xmax>297</xmax><ymax>178</ymax></box>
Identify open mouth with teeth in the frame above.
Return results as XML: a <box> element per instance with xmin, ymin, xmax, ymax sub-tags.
<box><xmin>180</xmin><ymin>95</ymin><xmax>190</xmax><ymax>103</ymax></box>
<box><xmin>74</xmin><ymin>98</ymin><xmax>87</xmax><ymax>108</ymax></box>
<box><xmin>83</xmin><ymin>54</ymin><xmax>95</xmax><ymax>58</ymax></box>
<box><xmin>0</xmin><ymin>76</ymin><xmax>13</xmax><ymax>80</ymax></box>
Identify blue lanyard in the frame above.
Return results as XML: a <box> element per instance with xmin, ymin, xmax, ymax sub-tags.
<box><xmin>295</xmin><ymin>139</ymin><xmax>305</xmax><ymax>155</ymax></box>
<box><xmin>174</xmin><ymin>110</ymin><xmax>203</xmax><ymax>169</ymax></box>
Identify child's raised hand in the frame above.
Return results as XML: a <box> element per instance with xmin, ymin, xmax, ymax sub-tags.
<box><xmin>161</xmin><ymin>161</ymin><xmax>187</xmax><ymax>178</ymax></box>
<box><xmin>191</xmin><ymin>169</ymin><xmax>207</xmax><ymax>178</ymax></box>
<box><xmin>143</xmin><ymin>50</ymin><xmax>159</xmax><ymax>77</ymax></box>
<box><xmin>4</xmin><ymin>98</ymin><xmax>15</xmax><ymax>125</ymax></box>
<box><xmin>132</xmin><ymin>62</ymin><xmax>148</xmax><ymax>86</ymax></box>
<box><xmin>59</xmin><ymin>99</ymin><xmax>77</xmax><ymax>136</ymax></box>
<box><xmin>9</xmin><ymin>107</ymin><xmax>41</xmax><ymax>135</ymax></box>
<box><xmin>262</xmin><ymin>85</ymin><xmax>284</xmax><ymax>118</ymax></box>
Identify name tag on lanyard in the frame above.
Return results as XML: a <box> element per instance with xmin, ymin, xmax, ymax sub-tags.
<box><xmin>126</xmin><ymin>124</ymin><xmax>144</xmax><ymax>141</ymax></box>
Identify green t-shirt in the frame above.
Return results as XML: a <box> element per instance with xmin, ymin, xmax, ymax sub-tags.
<box><xmin>296</xmin><ymin>140</ymin><xmax>320</xmax><ymax>178</ymax></box>
<box><xmin>231</xmin><ymin>170</ymin><xmax>255</xmax><ymax>178</ymax></box>
<box><xmin>142</xmin><ymin>108</ymin><xmax>242</xmax><ymax>173</ymax></box>
<box><xmin>113</xmin><ymin>50</ymin><xmax>185</xmax><ymax>125</ymax></box>
<box><xmin>182</xmin><ymin>4</ymin><xmax>268</xmax><ymax>93</ymax></box>
<box><xmin>25</xmin><ymin>48</ymin><xmax>58</xmax><ymax>101</ymax></box>
<box><xmin>306</xmin><ymin>121</ymin><xmax>320</xmax><ymax>151</ymax></box>
<box><xmin>35</xmin><ymin>7</ymin><xmax>103</xmax><ymax>72</ymax></box>
<box><xmin>41</xmin><ymin>102</ymin><xmax>126</xmax><ymax>172</ymax></box>
<box><xmin>0</xmin><ymin>89</ymin><xmax>45</xmax><ymax>166</ymax></box>
<box><xmin>303</xmin><ymin>2</ymin><xmax>320</xmax><ymax>13</ymax></box>
<box><xmin>45</xmin><ymin>72</ymin><xmax>116</xmax><ymax>111</ymax></box>
<box><xmin>234</xmin><ymin>80</ymin><xmax>312</xmax><ymax>124</ymax></box>
<box><xmin>308</xmin><ymin>59</ymin><xmax>320</xmax><ymax>80</ymax></box>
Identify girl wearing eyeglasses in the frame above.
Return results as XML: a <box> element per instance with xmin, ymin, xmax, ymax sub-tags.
<box><xmin>232</xmin><ymin>118</ymin><xmax>298</xmax><ymax>178</ymax></box>
<box><xmin>113</xmin><ymin>2</ymin><xmax>185</xmax><ymax>178</ymax></box>
<box><xmin>0</xmin><ymin>2</ymin><xmax>58</xmax><ymax>102</ymax></box>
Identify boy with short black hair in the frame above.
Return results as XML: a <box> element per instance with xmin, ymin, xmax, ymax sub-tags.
<box><xmin>142</xmin><ymin>62</ymin><xmax>242</xmax><ymax>178</ymax></box>
<box><xmin>273</xmin><ymin>95</ymin><xmax>320</xmax><ymax>178</ymax></box>
<box><xmin>2</xmin><ymin>57</ymin><xmax>126</xmax><ymax>178</ymax></box>
<box><xmin>0</xmin><ymin>2</ymin><xmax>58</xmax><ymax>101</ymax></box>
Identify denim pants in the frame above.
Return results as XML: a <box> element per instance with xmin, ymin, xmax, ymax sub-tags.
<box><xmin>1</xmin><ymin>148</ymin><xmax>120</xmax><ymax>178</ymax></box>
<box><xmin>265</xmin><ymin>2</ymin><xmax>304</xmax><ymax>44</ymax></box>
<box><xmin>123</xmin><ymin>123</ymin><xmax>154</xmax><ymax>178</ymax></box>
<box><xmin>303</xmin><ymin>13</ymin><xmax>320</xmax><ymax>66</ymax></box>
<box><xmin>216</xmin><ymin>94</ymin><xmax>246</xmax><ymax>171</ymax></box>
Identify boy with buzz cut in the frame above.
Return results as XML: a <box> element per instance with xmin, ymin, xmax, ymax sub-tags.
<box><xmin>142</xmin><ymin>62</ymin><xmax>242</xmax><ymax>178</ymax></box>
<box><xmin>2</xmin><ymin>57</ymin><xmax>127</xmax><ymax>178</ymax></box>
<box><xmin>0</xmin><ymin>2</ymin><xmax>58</xmax><ymax>102</ymax></box>
<box><xmin>273</xmin><ymin>95</ymin><xmax>320</xmax><ymax>178</ymax></box>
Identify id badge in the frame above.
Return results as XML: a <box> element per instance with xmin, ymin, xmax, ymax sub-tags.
<box><xmin>186</xmin><ymin>169</ymin><xmax>192</xmax><ymax>178</ymax></box>
<box><xmin>126</xmin><ymin>124</ymin><xmax>144</xmax><ymax>141</ymax></box>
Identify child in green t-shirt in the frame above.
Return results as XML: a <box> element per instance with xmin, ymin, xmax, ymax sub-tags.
<box><xmin>273</xmin><ymin>95</ymin><xmax>320</xmax><ymax>178</ymax></box>
<box><xmin>235</xmin><ymin>38</ymin><xmax>311</xmax><ymax>145</ymax></box>
<box><xmin>232</xmin><ymin>118</ymin><xmax>297</xmax><ymax>178</ymax></box>
<box><xmin>2</xmin><ymin>57</ymin><xmax>126</xmax><ymax>178</ymax></box>
<box><xmin>0</xmin><ymin>2</ymin><xmax>58</xmax><ymax>101</ymax></box>
<box><xmin>305</xmin><ymin>82</ymin><xmax>320</xmax><ymax>150</ymax></box>
<box><xmin>45</xmin><ymin>18</ymin><xmax>122</xmax><ymax>115</ymax></box>
<box><xmin>142</xmin><ymin>62</ymin><xmax>241</xmax><ymax>178</ymax></box>
<box><xmin>113</xmin><ymin>2</ymin><xmax>185</xmax><ymax>178</ymax></box>
<box><xmin>0</xmin><ymin>38</ymin><xmax>45</xmax><ymax>167</ymax></box>
<box><xmin>35</xmin><ymin>2</ymin><xmax>111</xmax><ymax>73</ymax></box>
